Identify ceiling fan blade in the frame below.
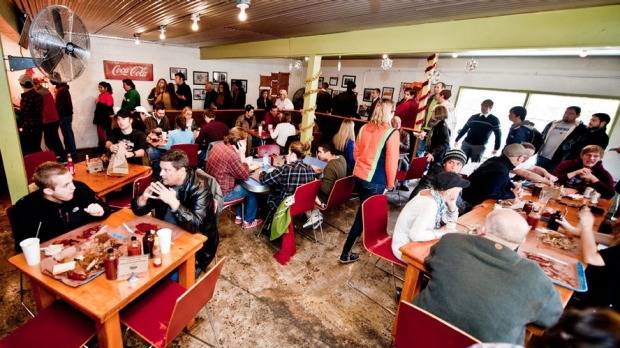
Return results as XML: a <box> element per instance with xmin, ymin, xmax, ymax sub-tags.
<box><xmin>51</xmin><ymin>7</ymin><xmax>65</xmax><ymax>39</ymax></box>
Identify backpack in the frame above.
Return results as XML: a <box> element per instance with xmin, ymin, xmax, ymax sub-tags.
<box><xmin>523</xmin><ymin>121</ymin><xmax>544</xmax><ymax>153</ymax></box>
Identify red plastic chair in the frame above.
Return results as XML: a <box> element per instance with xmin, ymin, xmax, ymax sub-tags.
<box><xmin>171</xmin><ymin>143</ymin><xmax>199</xmax><ymax>168</ymax></box>
<box><xmin>394</xmin><ymin>156</ymin><xmax>428</xmax><ymax>205</ymax></box>
<box><xmin>257</xmin><ymin>144</ymin><xmax>281</xmax><ymax>157</ymax></box>
<box><xmin>107</xmin><ymin>170</ymin><xmax>153</xmax><ymax>210</ymax></box>
<box><xmin>393</xmin><ymin>301</ymin><xmax>480</xmax><ymax>348</ymax></box>
<box><xmin>23</xmin><ymin>150</ymin><xmax>57</xmax><ymax>183</ymax></box>
<box><xmin>348</xmin><ymin>194</ymin><xmax>406</xmax><ymax>314</ymax></box>
<box><xmin>222</xmin><ymin>197</ymin><xmax>245</xmax><ymax>229</ymax></box>
<box><xmin>315</xmin><ymin>175</ymin><xmax>356</xmax><ymax>233</ymax></box>
<box><xmin>0</xmin><ymin>300</ymin><xmax>96</xmax><ymax>348</ymax></box>
<box><xmin>120</xmin><ymin>257</ymin><xmax>226</xmax><ymax>348</ymax></box>
<box><xmin>273</xmin><ymin>180</ymin><xmax>322</xmax><ymax>265</ymax></box>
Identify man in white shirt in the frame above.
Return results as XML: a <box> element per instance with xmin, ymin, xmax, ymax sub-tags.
<box><xmin>536</xmin><ymin>106</ymin><xmax>587</xmax><ymax>172</ymax></box>
<box><xmin>275</xmin><ymin>89</ymin><xmax>294</xmax><ymax>111</ymax></box>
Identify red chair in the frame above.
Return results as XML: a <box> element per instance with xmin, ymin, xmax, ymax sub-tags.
<box><xmin>222</xmin><ymin>197</ymin><xmax>245</xmax><ymax>229</ymax></box>
<box><xmin>348</xmin><ymin>194</ymin><xmax>406</xmax><ymax>315</ymax></box>
<box><xmin>315</xmin><ymin>175</ymin><xmax>356</xmax><ymax>233</ymax></box>
<box><xmin>106</xmin><ymin>170</ymin><xmax>153</xmax><ymax>210</ymax></box>
<box><xmin>394</xmin><ymin>156</ymin><xmax>428</xmax><ymax>205</ymax></box>
<box><xmin>23</xmin><ymin>150</ymin><xmax>57</xmax><ymax>183</ymax></box>
<box><xmin>0</xmin><ymin>300</ymin><xmax>96</xmax><ymax>348</ymax></box>
<box><xmin>171</xmin><ymin>143</ymin><xmax>199</xmax><ymax>168</ymax></box>
<box><xmin>120</xmin><ymin>257</ymin><xmax>226</xmax><ymax>348</ymax></box>
<box><xmin>256</xmin><ymin>144</ymin><xmax>281</xmax><ymax>157</ymax></box>
<box><xmin>272</xmin><ymin>180</ymin><xmax>322</xmax><ymax>265</ymax></box>
<box><xmin>393</xmin><ymin>301</ymin><xmax>480</xmax><ymax>348</ymax></box>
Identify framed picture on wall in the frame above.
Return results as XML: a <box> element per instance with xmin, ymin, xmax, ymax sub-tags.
<box><xmin>213</xmin><ymin>71</ymin><xmax>228</xmax><ymax>83</ymax></box>
<box><xmin>341</xmin><ymin>75</ymin><xmax>356</xmax><ymax>88</ymax></box>
<box><xmin>363</xmin><ymin>88</ymin><xmax>374</xmax><ymax>102</ymax></box>
<box><xmin>193</xmin><ymin>71</ymin><xmax>209</xmax><ymax>85</ymax></box>
<box><xmin>193</xmin><ymin>88</ymin><xmax>206</xmax><ymax>100</ymax></box>
<box><xmin>212</xmin><ymin>82</ymin><xmax>220</xmax><ymax>91</ymax></box>
<box><xmin>318</xmin><ymin>77</ymin><xmax>324</xmax><ymax>86</ymax></box>
<box><xmin>231</xmin><ymin>79</ymin><xmax>248</xmax><ymax>92</ymax></box>
<box><xmin>382</xmin><ymin>87</ymin><xmax>395</xmax><ymax>100</ymax></box>
<box><xmin>329</xmin><ymin>77</ymin><xmax>338</xmax><ymax>86</ymax></box>
<box><xmin>170</xmin><ymin>67</ymin><xmax>187</xmax><ymax>80</ymax></box>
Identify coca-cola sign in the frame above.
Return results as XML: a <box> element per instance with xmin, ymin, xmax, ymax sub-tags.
<box><xmin>103</xmin><ymin>60</ymin><xmax>153</xmax><ymax>81</ymax></box>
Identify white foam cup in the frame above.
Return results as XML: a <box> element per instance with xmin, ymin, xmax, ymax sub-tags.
<box><xmin>157</xmin><ymin>228</ymin><xmax>172</xmax><ymax>254</ymax></box>
<box><xmin>20</xmin><ymin>237</ymin><xmax>41</xmax><ymax>266</ymax></box>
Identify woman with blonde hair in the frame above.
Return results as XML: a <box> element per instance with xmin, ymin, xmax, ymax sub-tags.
<box><xmin>147</xmin><ymin>78</ymin><xmax>167</xmax><ymax>106</ymax></box>
<box><xmin>333</xmin><ymin>118</ymin><xmax>356</xmax><ymax>174</ymax></box>
<box><xmin>419</xmin><ymin>104</ymin><xmax>451</xmax><ymax>165</ymax></box>
<box><xmin>182</xmin><ymin>107</ymin><xmax>198</xmax><ymax>131</ymax></box>
<box><xmin>339</xmin><ymin>99</ymin><xmax>400</xmax><ymax>263</ymax></box>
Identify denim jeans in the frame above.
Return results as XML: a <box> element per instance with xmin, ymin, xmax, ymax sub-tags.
<box><xmin>223</xmin><ymin>184</ymin><xmax>258</xmax><ymax>222</ymax></box>
<box><xmin>341</xmin><ymin>177</ymin><xmax>386</xmax><ymax>256</ymax></box>
<box><xmin>147</xmin><ymin>146</ymin><xmax>165</xmax><ymax>172</ymax></box>
<box><xmin>59</xmin><ymin>115</ymin><xmax>77</xmax><ymax>157</ymax></box>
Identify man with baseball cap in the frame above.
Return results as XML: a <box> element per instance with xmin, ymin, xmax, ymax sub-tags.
<box><xmin>413</xmin><ymin>209</ymin><xmax>562</xmax><ymax>343</ymax></box>
<box><xmin>462</xmin><ymin>143</ymin><xmax>529</xmax><ymax>206</ymax></box>
<box><xmin>392</xmin><ymin>171</ymin><xmax>469</xmax><ymax>259</ymax></box>
<box><xmin>16</xmin><ymin>74</ymin><xmax>44</xmax><ymax>155</ymax></box>
<box><xmin>106</xmin><ymin>110</ymin><xmax>148</xmax><ymax>165</ymax></box>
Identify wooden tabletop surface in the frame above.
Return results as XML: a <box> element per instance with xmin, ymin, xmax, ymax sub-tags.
<box><xmin>73</xmin><ymin>161</ymin><xmax>151</xmax><ymax>198</ymax></box>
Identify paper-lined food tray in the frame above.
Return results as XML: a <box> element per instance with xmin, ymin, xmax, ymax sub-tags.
<box><xmin>521</xmin><ymin>249</ymin><xmax>587</xmax><ymax>292</ymax></box>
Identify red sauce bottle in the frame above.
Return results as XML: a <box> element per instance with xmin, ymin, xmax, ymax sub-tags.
<box><xmin>104</xmin><ymin>248</ymin><xmax>118</xmax><ymax>280</ymax></box>
<box><xmin>143</xmin><ymin>230</ymin><xmax>155</xmax><ymax>258</ymax></box>
<box><xmin>128</xmin><ymin>236</ymin><xmax>142</xmax><ymax>256</ymax></box>
<box><xmin>526</xmin><ymin>210</ymin><xmax>540</xmax><ymax>230</ymax></box>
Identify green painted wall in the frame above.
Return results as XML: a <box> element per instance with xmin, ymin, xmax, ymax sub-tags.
<box><xmin>200</xmin><ymin>5</ymin><xmax>620</xmax><ymax>59</ymax></box>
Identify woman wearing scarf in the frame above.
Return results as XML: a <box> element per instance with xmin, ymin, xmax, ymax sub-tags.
<box><xmin>391</xmin><ymin>172</ymin><xmax>469</xmax><ymax>262</ymax></box>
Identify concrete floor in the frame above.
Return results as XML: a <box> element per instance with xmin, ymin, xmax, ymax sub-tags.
<box><xmin>0</xmin><ymin>188</ymin><xmax>410</xmax><ymax>347</ymax></box>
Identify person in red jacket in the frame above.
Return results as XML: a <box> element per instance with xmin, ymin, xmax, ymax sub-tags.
<box><xmin>395</xmin><ymin>87</ymin><xmax>419</xmax><ymax>129</ymax></box>
<box><xmin>552</xmin><ymin>145</ymin><xmax>614</xmax><ymax>199</ymax></box>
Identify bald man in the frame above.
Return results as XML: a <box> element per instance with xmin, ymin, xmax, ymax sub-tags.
<box><xmin>413</xmin><ymin>209</ymin><xmax>562</xmax><ymax>344</ymax></box>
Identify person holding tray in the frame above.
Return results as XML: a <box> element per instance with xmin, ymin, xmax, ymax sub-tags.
<box><xmin>10</xmin><ymin>162</ymin><xmax>111</xmax><ymax>251</ymax></box>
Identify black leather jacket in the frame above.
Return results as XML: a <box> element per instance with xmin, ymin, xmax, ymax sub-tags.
<box><xmin>132</xmin><ymin>168</ymin><xmax>218</xmax><ymax>269</ymax></box>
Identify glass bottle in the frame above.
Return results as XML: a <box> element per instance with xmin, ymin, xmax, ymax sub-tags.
<box><xmin>526</xmin><ymin>210</ymin><xmax>540</xmax><ymax>230</ymax></box>
<box><xmin>104</xmin><ymin>248</ymin><xmax>118</xmax><ymax>280</ymax></box>
<box><xmin>152</xmin><ymin>236</ymin><xmax>162</xmax><ymax>268</ymax></box>
<box><xmin>128</xmin><ymin>236</ymin><xmax>142</xmax><ymax>256</ymax></box>
<box><xmin>66</xmin><ymin>154</ymin><xmax>75</xmax><ymax>175</ymax></box>
<box><xmin>523</xmin><ymin>200</ymin><xmax>534</xmax><ymax>215</ymax></box>
<box><xmin>143</xmin><ymin>230</ymin><xmax>155</xmax><ymax>258</ymax></box>
<box><xmin>547</xmin><ymin>210</ymin><xmax>563</xmax><ymax>231</ymax></box>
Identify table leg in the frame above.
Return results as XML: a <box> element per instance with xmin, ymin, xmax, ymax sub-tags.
<box><xmin>96</xmin><ymin>312</ymin><xmax>123</xmax><ymax>348</ymax></box>
<box><xmin>392</xmin><ymin>264</ymin><xmax>425</xmax><ymax>336</ymax></box>
<box><xmin>30</xmin><ymin>281</ymin><xmax>56</xmax><ymax>311</ymax></box>
<box><xmin>178</xmin><ymin>254</ymin><xmax>197</xmax><ymax>328</ymax></box>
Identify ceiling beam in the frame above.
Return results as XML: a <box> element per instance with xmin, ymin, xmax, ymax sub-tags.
<box><xmin>200</xmin><ymin>5</ymin><xmax>620</xmax><ymax>59</ymax></box>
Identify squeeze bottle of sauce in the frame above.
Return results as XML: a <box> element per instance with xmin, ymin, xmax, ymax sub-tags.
<box><xmin>152</xmin><ymin>236</ymin><xmax>162</xmax><ymax>268</ymax></box>
<box><xmin>128</xmin><ymin>236</ymin><xmax>142</xmax><ymax>256</ymax></box>
<box><xmin>104</xmin><ymin>248</ymin><xmax>118</xmax><ymax>280</ymax></box>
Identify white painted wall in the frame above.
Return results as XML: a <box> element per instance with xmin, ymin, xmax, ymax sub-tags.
<box><xmin>2</xmin><ymin>34</ymin><xmax>619</xmax><ymax>178</ymax></box>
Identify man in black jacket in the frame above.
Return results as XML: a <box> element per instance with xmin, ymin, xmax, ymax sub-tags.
<box><xmin>569</xmin><ymin>112</ymin><xmax>610</xmax><ymax>159</ymax></box>
<box><xmin>174</xmin><ymin>72</ymin><xmax>192</xmax><ymax>110</ymax></box>
<box><xmin>132</xmin><ymin>150</ymin><xmax>218</xmax><ymax>271</ymax></box>
<box><xmin>462</xmin><ymin>144</ymin><xmax>528</xmax><ymax>206</ymax></box>
<box><xmin>455</xmin><ymin>99</ymin><xmax>502</xmax><ymax>163</ymax></box>
<box><xmin>10</xmin><ymin>162</ymin><xmax>111</xmax><ymax>251</ymax></box>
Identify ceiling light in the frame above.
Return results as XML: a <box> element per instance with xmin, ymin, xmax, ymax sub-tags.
<box><xmin>134</xmin><ymin>33</ymin><xmax>140</xmax><ymax>45</ymax></box>
<box><xmin>452</xmin><ymin>53</ymin><xmax>459</xmax><ymax>58</ymax></box>
<box><xmin>381</xmin><ymin>54</ymin><xmax>393</xmax><ymax>70</ymax></box>
<box><xmin>466</xmin><ymin>58</ymin><xmax>478</xmax><ymax>72</ymax></box>
<box><xmin>191</xmin><ymin>13</ymin><xmax>200</xmax><ymax>31</ymax></box>
<box><xmin>159</xmin><ymin>25</ymin><xmax>166</xmax><ymax>40</ymax></box>
<box><xmin>304</xmin><ymin>56</ymin><xmax>309</xmax><ymax>61</ymax></box>
<box><xmin>236</xmin><ymin>0</ymin><xmax>250</xmax><ymax>21</ymax></box>
<box><xmin>579</xmin><ymin>50</ymin><xmax>588</xmax><ymax>57</ymax></box>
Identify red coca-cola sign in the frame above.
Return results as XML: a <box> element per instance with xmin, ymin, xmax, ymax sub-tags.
<box><xmin>103</xmin><ymin>60</ymin><xmax>153</xmax><ymax>81</ymax></box>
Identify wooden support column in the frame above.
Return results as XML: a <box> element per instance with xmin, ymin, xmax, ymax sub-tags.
<box><xmin>300</xmin><ymin>55</ymin><xmax>321</xmax><ymax>148</ymax></box>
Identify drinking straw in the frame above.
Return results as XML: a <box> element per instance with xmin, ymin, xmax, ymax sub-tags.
<box><xmin>35</xmin><ymin>221</ymin><xmax>42</xmax><ymax>239</ymax></box>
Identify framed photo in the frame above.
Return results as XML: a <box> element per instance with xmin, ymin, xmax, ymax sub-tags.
<box><xmin>329</xmin><ymin>77</ymin><xmax>338</xmax><ymax>86</ymax></box>
<box><xmin>363</xmin><ymin>88</ymin><xmax>374</xmax><ymax>102</ymax></box>
<box><xmin>231</xmin><ymin>79</ymin><xmax>248</xmax><ymax>92</ymax></box>
<box><xmin>382</xmin><ymin>87</ymin><xmax>395</xmax><ymax>100</ymax></box>
<box><xmin>341</xmin><ymin>75</ymin><xmax>356</xmax><ymax>88</ymax></box>
<box><xmin>193</xmin><ymin>71</ymin><xmax>209</xmax><ymax>85</ymax></box>
<box><xmin>213</xmin><ymin>71</ymin><xmax>228</xmax><ymax>83</ymax></box>
<box><xmin>318</xmin><ymin>77</ymin><xmax>324</xmax><ymax>86</ymax></box>
<box><xmin>193</xmin><ymin>88</ymin><xmax>206</xmax><ymax>100</ymax></box>
<box><xmin>169</xmin><ymin>67</ymin><xmax>187</xmax><ymax>81</ymax></box>
<box><xmin>397</xmin><ymin>82</ymin><xmax>411</xmax><ymax>102</ymax></box>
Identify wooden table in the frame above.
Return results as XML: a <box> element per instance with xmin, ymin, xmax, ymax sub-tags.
<box><xmin>8</xmin><ymin>209</ymin><xmax>207</xmax><ymax>348</ymax></box>
<box><xmin>73</xmin><ymin>161</ymin><xmax>151</xmax><ymax>200</ymax></box>
<box><xmin>247</xmin><ymin>129</ymin><xmax>271</xmax><ymax>145</ymax></box>
<box><xmin>394</xmin><ymin>194</ymin><xmax>612</xmax><ymax>336</ymax></box>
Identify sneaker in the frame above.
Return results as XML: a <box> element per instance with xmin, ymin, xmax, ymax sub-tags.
<box><xmin>234</xmin><ymin>216</ymin><xmax>242</xmax><ymax>225</ymax></box>
<box><xmin>339</xmin><ymin>252</ymin><xmax>360</xmax><ymax>264</ymax></box>
<box><xmin>395</xmin><ymin>287</ymin><xmax>402</xmax><ymax>303</ymax></box>
<box><xmin>244</xmin><ymin>219</ymin><xmax>264</xmax><ymax>229</ymax></box>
